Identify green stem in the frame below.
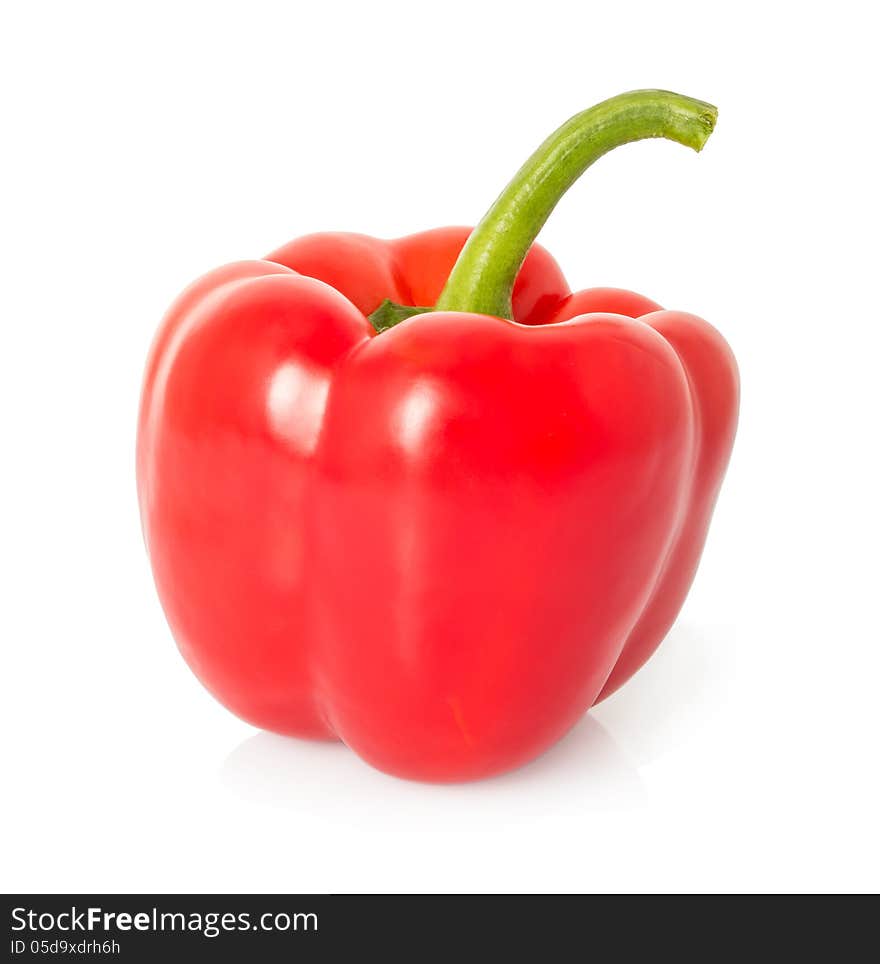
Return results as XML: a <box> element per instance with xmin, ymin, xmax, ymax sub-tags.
<box><xmin>368</xmin><ymin>299</ymin><xmax>433</xmax><ymax>333</ymax></box>
<box><xmin>434</xmin><ymin>89</ymin><xmax>717</xmax><ymax>319</ymax></box>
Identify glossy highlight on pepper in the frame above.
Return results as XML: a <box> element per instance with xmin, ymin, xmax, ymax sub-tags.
<box><xmin>137</xmin><ymin>90</ymin><xmax>739</xmax><ymax>781</ymax></box>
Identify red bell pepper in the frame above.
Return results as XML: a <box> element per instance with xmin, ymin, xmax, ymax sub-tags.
<box><xmin>137</xmin><ymin>90</ymin><xmax>738</xmax><ymax>781</ymax></box>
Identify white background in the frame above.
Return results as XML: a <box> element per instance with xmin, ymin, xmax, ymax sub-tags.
<box><xmin>2</xmin><ymin>1</ymin><xmax>878</xmax><ymax>894</ymax></box>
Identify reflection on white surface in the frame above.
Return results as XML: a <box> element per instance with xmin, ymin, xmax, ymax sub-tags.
<box><xmin>219</xmin><ymin>622</ymin><xmax>734</xmax><ymax>826</ymax></box>
<box><xmin>221</xmin><ymin>714</ymin><xmax>645</xmax><ymax>825</ymax></box>
<box><xmin>592</xmin><ymin>621</ymin><xmax>736</xmax><ymax>765</ymax></box>
<box><xmin>266</xmin><ymin>362</ymin><xmax>330</xmax><ymax>455</ymax></box>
